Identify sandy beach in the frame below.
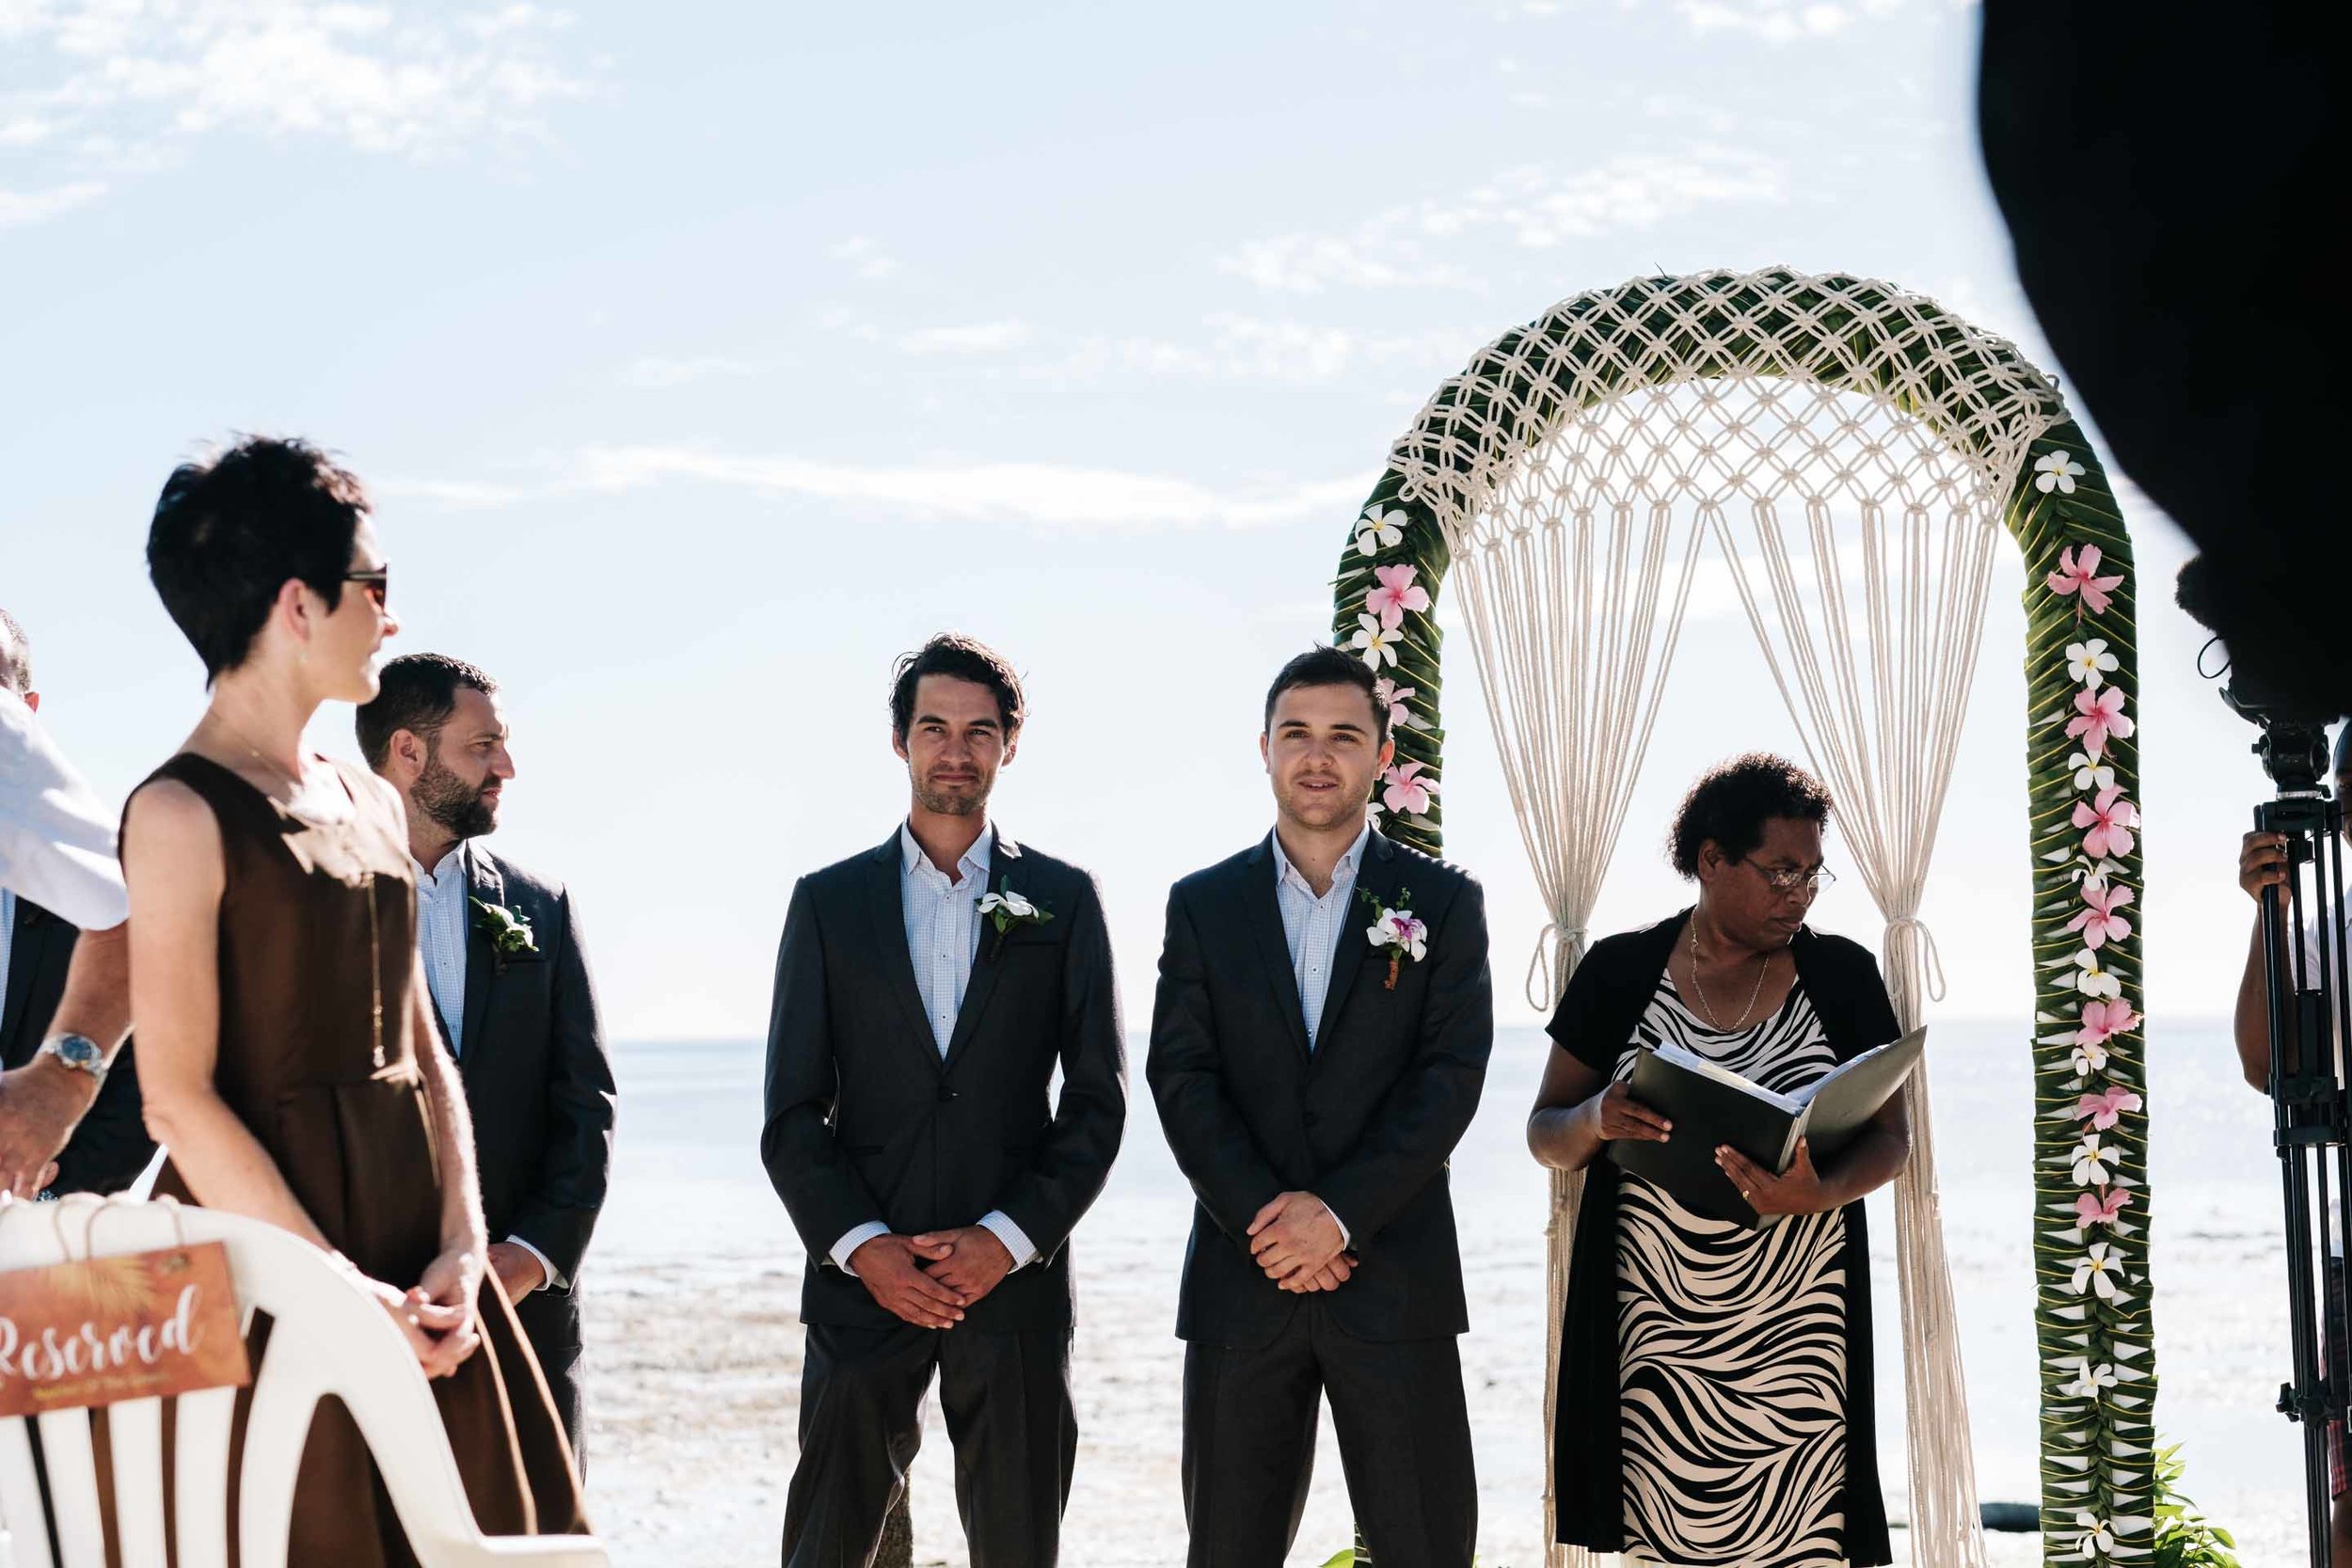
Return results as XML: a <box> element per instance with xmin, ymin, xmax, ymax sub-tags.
<box><xmin>580</xmin><ymin>1023</ymin><xmax>2303</xmax><ymax>1566</ymax></box>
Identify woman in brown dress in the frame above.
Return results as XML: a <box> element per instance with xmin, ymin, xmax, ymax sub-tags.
<box><xmin>119</xmin><ymin>436</ymin><xmax>585</xmax><ymax>1564</ymax></box>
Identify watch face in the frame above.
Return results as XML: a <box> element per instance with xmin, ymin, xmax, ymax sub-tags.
<box><xmin>54</xmin><ymin>1035</ymin><xmax>102</xmax><ymax>1069</ymax></box>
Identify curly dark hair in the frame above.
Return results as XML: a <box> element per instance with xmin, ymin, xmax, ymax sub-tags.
<box><xmin>889</xmin><ymin>633</ymin><xmax>1026</xmax><ymax>739</ymax></box>
<box><xmin>1668</xmin><ymin>752</ymin><xmax>1833</xmax><ymax>878</ymax></box>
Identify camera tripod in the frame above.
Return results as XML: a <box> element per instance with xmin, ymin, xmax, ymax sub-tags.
<box><xmin>2256</xmin><ymin>785</ymin><xmax>2352</xmax><ymax>1567</ymax></box>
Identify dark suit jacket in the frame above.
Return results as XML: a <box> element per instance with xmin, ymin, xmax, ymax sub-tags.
<box><xmin>1147</xmin><ymin>830</ymin><xmax>1493</xmax><ymax>1350</ymax></box>
<box><xmin>1</xmin><ymin>897</ymin><xmax>155</xmax><ymax>1195</ymax></box>
<box><xmin>448</xmin><ymin>843</ymin><xmax>618</xmax><ymax>1355</ymax></box>
<box><xmin>761</xmin><ymin>828</ymin><xmax>1127</xmax><ymax>1333</ymax></box>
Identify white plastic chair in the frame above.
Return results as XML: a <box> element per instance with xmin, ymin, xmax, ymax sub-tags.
<box><xmin>0</xmin><ymin>1196</ymin><xmax>608</xmax><ymax>1568</ymax></box>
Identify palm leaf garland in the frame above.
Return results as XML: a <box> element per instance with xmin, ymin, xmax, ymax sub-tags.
<box><xmin>1329</xmin><ymin>270</ymin><xmax>2177</xmax><ymax>1564</ymax></box>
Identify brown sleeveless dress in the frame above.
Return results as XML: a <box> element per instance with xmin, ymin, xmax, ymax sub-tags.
<box><xmin>130</xmin><ymin>752</ymin><xmax>585</xmax><ymax>1565</ymax></box>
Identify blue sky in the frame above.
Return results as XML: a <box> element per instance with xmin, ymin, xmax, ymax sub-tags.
<box><xmin>2</xmin><ymin>0</ymin><xmax>2259</xmax><ymax>1044</ymax></box>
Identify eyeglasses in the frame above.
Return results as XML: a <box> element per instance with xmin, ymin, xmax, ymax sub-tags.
<box><xmin>1742</xmin><ymin>857</ymin><xmax>1836</xmax><ymax>895</ymax></box>
<box><xmin>344</xmin><ymin>565</ymin><xmax>389</xmax><ymax>610</ymax></box>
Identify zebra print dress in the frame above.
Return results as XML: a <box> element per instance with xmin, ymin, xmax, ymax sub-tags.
<box><xmin>1612</xmin><ymin>976</ymin><xmax>1849</xmax><ymax>1568</ymax></box>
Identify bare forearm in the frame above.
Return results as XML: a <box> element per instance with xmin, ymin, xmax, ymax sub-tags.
<box><xmin>50</xmin><ymin>922</ymin><xmax>132</xmax><ymax>1060</ymax></box>
<box><xmin>2236</xmin><ymin>914</ymin><xmax>2275</xmax><ymax>1090</ymax></box>
<box><xmin>147</xmin><ymin>1085</ymin><xmax>333</xmax><ymax>1250</ymax></box>
<box><xmin>1816</xmin><ymin>1123</ymin><xmax>1909</xmax><ymax>1207</ymax></box>
<box><xmin>421</xmin><ymin>1024</ymin><xmax>486</xmax><ymax>1251</ymax></box>
<box><xmin>1528</xmin><ymin>1095</ymin><xmax>1606</xmax><ymax>1172</ymax></box>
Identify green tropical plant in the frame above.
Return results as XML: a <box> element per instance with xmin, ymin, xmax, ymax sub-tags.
<box><xmin>2149</xmin><ymin>1443</ymin><xmax>2240</xmax><ymax>1568</ymax></box>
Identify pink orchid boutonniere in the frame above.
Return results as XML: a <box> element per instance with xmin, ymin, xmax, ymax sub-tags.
<box><xmin>1359</xmin><ymin>885</ymin><xmax>1426</xmax><ymax>990</ymax></box>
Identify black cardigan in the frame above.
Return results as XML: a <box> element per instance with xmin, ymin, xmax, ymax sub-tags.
<box><xmin>1545</xmin><ymin>910</ymin><xmax>1899</xmax><ymax>1565</ymax></box>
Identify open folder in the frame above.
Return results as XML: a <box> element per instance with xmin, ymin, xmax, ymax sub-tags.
<box><xmin>1607</xmin><ymin>1025</ymin><xmax>1927</xmax><ymax>1230</ymax></box>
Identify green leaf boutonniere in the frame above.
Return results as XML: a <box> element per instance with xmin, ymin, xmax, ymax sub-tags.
<box><xmin>470</xmin><ymin>896</ymin><xmax>540</xmax><ymax>960</ymax></box>
<box><xmin>977</xmin><ymin>889</ymin><xmax>1053</xmax><ymax>958</ymax></box>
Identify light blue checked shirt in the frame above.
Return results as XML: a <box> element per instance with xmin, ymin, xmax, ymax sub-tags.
<box><xmin>0</xmin><ymin>888</ymin><xmax>16</xmax><ymax>1029</ymax></box>
<box><xmin>1269</xmin><ymin>820</ymin><xmax>1369</xmax><ymax>1247</ymax></box>
<box><xmin>829</xmin><ymin>823</ymin><xmax>1039</xmax><ymax>1279</ymax></box>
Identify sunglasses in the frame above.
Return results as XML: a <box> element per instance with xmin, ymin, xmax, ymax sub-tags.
<box><xmin>344</xmin><ymin>565</ymin><xmax>390</xmax><ymax>610</ymax></box>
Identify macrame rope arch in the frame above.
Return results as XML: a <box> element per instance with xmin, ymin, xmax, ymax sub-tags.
<box><xmin>1329</xmin><ymin>266</ymin><xmax>2153</xmax><ymax>1567</ymax></box>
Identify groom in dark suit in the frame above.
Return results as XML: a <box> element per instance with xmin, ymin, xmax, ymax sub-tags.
<box><xmin>763</xmin><ymin>632</ymin><xmax>1126</xmax><ymax>1568</ymax></box>
<box><xmin>1149</xmin><ymin>645</ymin><xmax>1493</xmax><ymax>1567</ymax></box>
<box><xmin>358</xmin><ymin>654</ymin><xmax>617</xmax><ymax>1463</ymax></box>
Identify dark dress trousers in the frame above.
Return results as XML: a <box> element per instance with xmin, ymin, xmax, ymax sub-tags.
<box><xmin>761</xmin><ymin>828</ymin><xmax>1126</xmax><ymax>1568</ymax></box>
<box><xmin>1147</xmin><ymin>830</ymin><xmax>1492</xmax><ymax>1568</ymax></box>
<box><xmin>1546</xmin><ymin>911</ymin><xmax>1897</xmax><ymax>1564</ymax></box>
<box><xmin>1</xmin><ymin>897</ymin><xmax>155</xmax><ymax>1195</ymax></box>
<box><xmin>448</xmin><ymin>843</ymin><xmax>618</xmax><ymax>1465</ymax></box>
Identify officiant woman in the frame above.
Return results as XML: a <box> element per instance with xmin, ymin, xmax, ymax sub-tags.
<box><xmin>1527</xmin><ymin>753</ymin><xmax>1910</xmax><ymax>1568</ymax></box>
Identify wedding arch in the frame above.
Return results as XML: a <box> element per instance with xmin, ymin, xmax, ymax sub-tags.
<box><xmin>1328</xmin><ymin>267</ymin><xmax>2151</xmax><ymax>1567</ymax></box>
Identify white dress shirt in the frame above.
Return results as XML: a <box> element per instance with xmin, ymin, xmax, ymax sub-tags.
<box><xmin>410</xmin><ymin>839</ymin><xmax>562</xmax><ymax>1292</ymax></box>
<box><xmin>0</xmin><ymin>687</ymin><xmax>127</xmax><ymax>932</ymax></box>
<box><xmin>829</xmin><ymin>823</ymin><xmax>1039</xmax><ymax>1278</ymax></box>
<box><xmin>1269</xmin><ymin>819</ymin><xmax>1371</xmax><ymax>1247</ymax></box>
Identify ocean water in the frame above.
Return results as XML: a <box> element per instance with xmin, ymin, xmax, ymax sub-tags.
<box><xmin>596</xmin><ymin>1020</ymin><xmax>2307</xmax><ymax>1562</ymax></box>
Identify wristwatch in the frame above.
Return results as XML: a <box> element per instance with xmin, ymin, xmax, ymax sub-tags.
<box><xmin>37</xmin><ymin>1031</ymin><xmax>108</xmax><ymax>1085</ymax></box>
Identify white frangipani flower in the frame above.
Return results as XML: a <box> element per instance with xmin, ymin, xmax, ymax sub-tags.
<box><xmin>2068</xmin><ymin>751</ymin><xmax>2117</xmax><ymax>792</ymax></box>
<box><xmin>2073</xmin><ymin>952</ymin><xmax>2122</xmax><ymax>999</ymax></box>
<box><xmin>2058</xmin><ymin>1357</ymin><xmax>2120</xmax><ymax>1400</ymax></box>
<box><xmin>1355</xmin><ymin>505</ymin><xmax>1406</xmax><ymax>556</ymax></box>
<box><xmin>1350</xmin><ymin>613</ymin><xmax>1401</xmax><ymax>671</ymax></box>
<box><xmin>2071</xmin><ymin>1242</ymin><xmax>2126</xmax><ymax>1301</ymax></box>
<box><xmin>2072</xmin><ymin>1512</ymin><xmax>2115</xmax><ymax>1556</ymax></box>
<box><xmin>2036</xmin><ymin>451</ymin><xmax>2088</xmax><ymax>495</ymax></box>
<box><xmin>2071</xmin><ymin>1134</ymin><xmax>2115</xmax><ymax>1186</ymax></box>
<box><xmin>2066</xmin><ymin>639</ymin><xmax>2119</xmax><ymax>689</ymax></box>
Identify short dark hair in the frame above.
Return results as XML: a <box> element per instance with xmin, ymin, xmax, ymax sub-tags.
<box><xmin>0</xmin><ymin>608</ymin><xmax>27</xmax><ymax>694</ymax></box>
<box><xmin>1668</xmin><ymin>752</ymin><xmax>1833</xmax><ymax>878</ymax></box>
<box><xmin>357</xmin><ymin>654</ymin><xmax>499</xmax><ymax>768</ymax></box>
<box><xmin>889</xmin><ymin>633</ymin><xmax>1026</xmax><ymax>739</ymax></box>
<box><xmin>146</xmin><ymin>436</ymin><xmax>370</xmax><ymax>681</ymax></box>
<box><xmin>1263</xmin><ymin>645</ymin><xmax>1388</xmax><ymax>745</ymax></box>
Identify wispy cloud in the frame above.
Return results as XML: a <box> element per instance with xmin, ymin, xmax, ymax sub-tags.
<box><xmin>1677</xmin><ymin>0</ymin><xmax>1905</xmax><ymax>42</ymax></box>
<box><xmin>1055</xmin><ymin>312</ymin><xmax>1474</xmax><ymax>385</ymax></box>
<box><xmin>382</xmin><ymin>447</ymin><xmax>1367</xmax><ymax>533</ymax></box>
<box><xmin>898</xmin><ymin>320</ymin><xmax>1031</xmax><ymax>355</ymax></box>
<box><xmin>616</xmin><ymin>355</ymin><xmax>763</xmax><ymax>390</ymax></box>
<box><xmin>0</xmin><ymin>0</ymin><xmax>587</xmax><ymax>223</ymax></box>
<box><xmin>829</xmin><ymin>235</ymin><xmax>900</xmax><ymax>281</ymax></box>
<box><xmin>1217</xmin><ymin>147</ymin><xmax>1789</xmax><ymax>293</ymax></box>
<box><xmin>0</xmin><ymin>180</ymin><xmax>103</xmax><ymax>227</ymax></box>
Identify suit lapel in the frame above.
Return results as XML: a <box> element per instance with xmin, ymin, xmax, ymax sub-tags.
<box><xmin>865</xmin><ymin>832</ymin><xmax>945</xmax><ymax>1073</ymax></box>
<box><xmin>457</xmin><ymin>843</ymin><xmax>499</xmax><ymax>1068</ymax></box>
<box><xmin>1311</xmin><ymin>830</ymin><xmax>1397</xmax><ymax>1056</ymax></box>
<box><xmin>941</xmin><ymin>828</ymin><xmax>1018</xmax><ymax>1073</ymax></box>
<box><xmin>1240</xmin><ymin>836</ymin><xmax>1311</xmax><ymax>1065</ymax></box>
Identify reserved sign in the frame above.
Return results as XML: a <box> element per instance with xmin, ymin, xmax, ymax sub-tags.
<box><xmin>0</xmin><ymin>1243</ymin><xmax>250</xmax><ymax>1417</ymax></box>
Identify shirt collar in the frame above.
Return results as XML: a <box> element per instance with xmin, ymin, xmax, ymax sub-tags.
<box><xmin>1271</xmin><ymin>818</ymin><xmax>1372</xmax><ymax>895</ymax></box>
<box><xmin>900</xmin><ymin>821</ymin><xmax>993</xmax><ymax>887</ymax></box>
<box><xmin>414</xmin><ymin>842</ymin><xmax>467</xmax><ymax>889</ymax></box>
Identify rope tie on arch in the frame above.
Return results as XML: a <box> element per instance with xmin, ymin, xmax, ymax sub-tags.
<box><xmin>1524</xmin><ymin>920</ymin><xmax>1590</xmax><ymax>1012</ymax></box>
<box><xmin>1883</xmin><ymin>911</ymin><xmax>1949</xmax><ymax>1007</ymax></box>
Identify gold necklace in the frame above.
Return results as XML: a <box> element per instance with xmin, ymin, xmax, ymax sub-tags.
<box><xmin>1687</xmin><ymin>921</ymin><xmax>1772</xmax><ymax>1032</ymax></box>
<box><xmin>204</xmin><ymin>708</ymin><xmax>305</xmax><ymax>796</ymax></box>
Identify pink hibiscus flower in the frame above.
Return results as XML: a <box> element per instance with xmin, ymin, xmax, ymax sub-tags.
<box><xmin>2073</xmin><ymin>785</ymin><xmax>2139</xmax><ymax>861</ymax></box>
<box><xmin>2066</xmin><ymin>686</ymin><xmax>2136</xmax><ymax>759</ymax></box>
<box><xmin>1364</xmin><ymin>563</ymin><xmax>1433</xmax><ymax>630</ymax></box>
<box><xmin>2065</xmin><ymin>880</ymin><xmax>2136</xmax><ymax>949</ymax></box>
<box><xmin>2047</xmin><ymin>544</ymin><xmax>2125</xmax><ymax>617</ymax></box>
<box><xmin>1372</xmin><ymin>677</ymin><xmax>1416</xmax><ymax>729</ymax></box>
<box><xmin>2075</xmin><ymin>998</ymin><xmax>2140</xmax><ymax>1049</ymax></box>
<box><xmin>2074</xmin><ymin>1085</ymin><xmax>2145</xmax><ymax>1132</ymax></box>
<box><xmin>1381</xmin><ymin>759</ymin><xmax>1438</xmax><ymax>817</ymax></box>
<box><xmin>2074</xmin><ymin>1188</ymin><xmax>2133</xmax><ymax>1229</ymax></box>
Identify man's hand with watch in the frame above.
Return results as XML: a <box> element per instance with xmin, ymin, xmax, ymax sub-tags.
<box><xmin>0</xmin><ymin>1030</ymin><xmax>106</xmax><ymax>1197</ymax></box>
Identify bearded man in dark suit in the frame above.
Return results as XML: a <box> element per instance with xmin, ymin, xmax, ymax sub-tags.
<box><xmin>762</xmin><ymin>632</ymin><xmax>1126</xmax><ymax>1568</ymax></box>
<box><xmin>358</xmin><ymin>653</ymin><xmax>617</xmax><ymax>1465</ymax></box>
<box><xmin>1149</xmin><ymin>645</ymin><xmax>1493</xmax><ymax>1567</ymax></box>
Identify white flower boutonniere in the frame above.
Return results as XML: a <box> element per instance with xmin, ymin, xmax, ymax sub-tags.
<box><xmin>470</xmin><ymin>897</ymin><xmax>539</xmax><ymax>961</ymax></box>
<box><xmin>1358</xmin><ymin>885</ymin><xmax>1427</xmax><ymax>990</ymax></box>
<box><xmin>977</xmin><ymin>889</ymin><xmax>1053</xmax><ymax>958</ymax></box>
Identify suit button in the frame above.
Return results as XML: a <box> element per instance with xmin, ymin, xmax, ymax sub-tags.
<box><xmin>938</xmin><ymin>1085</ymin><xmax>959</xmax><ymax>1102</ymax></box>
